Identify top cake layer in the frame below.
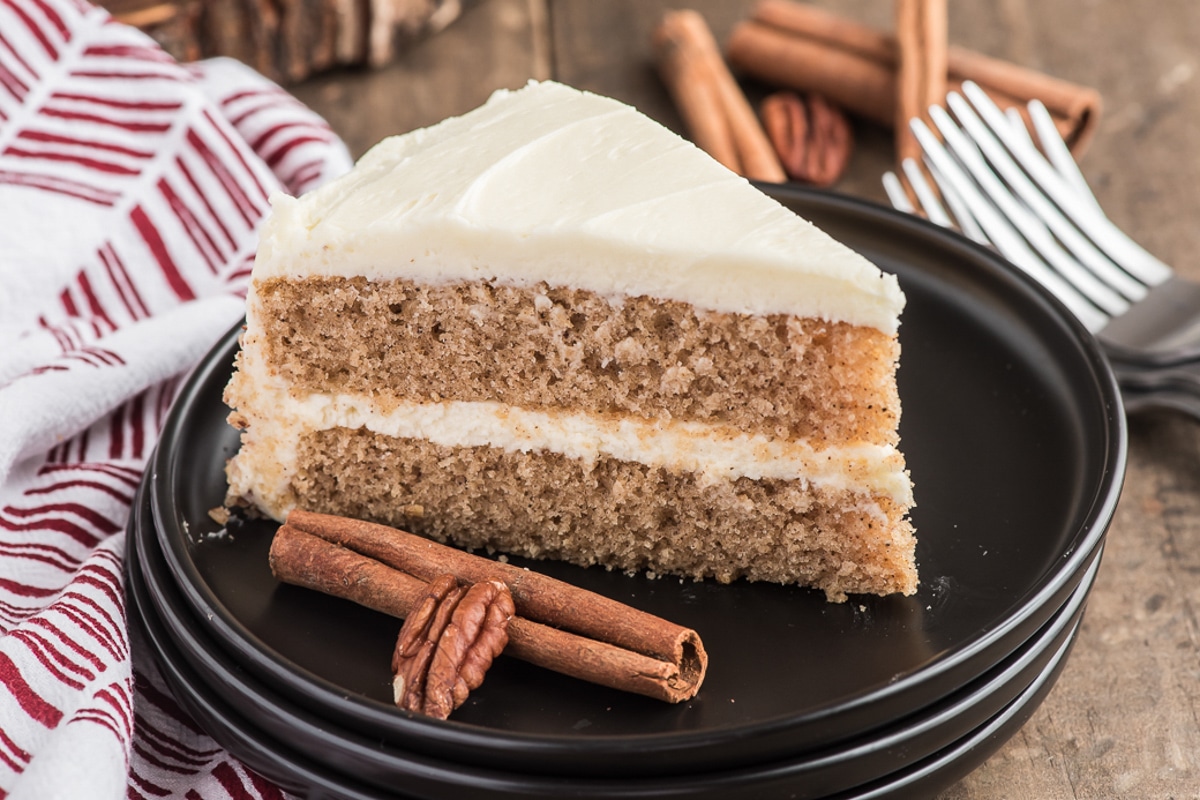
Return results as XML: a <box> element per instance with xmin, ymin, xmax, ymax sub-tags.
<box><xmin>252</xmin><ymin>80</ymin><xmax>905</xmax><ymax>333</ymax></box>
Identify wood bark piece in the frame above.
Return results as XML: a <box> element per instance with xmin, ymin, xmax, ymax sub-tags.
<box><xmin>202</xmin><ymin>0</ymin><xmax>255</xmax><ymax>69</ymax></box>
<box><xmin>333</xmin><ymin>0</ymin><xmax>370</xmax><ymax>65</ymax></box>
<box><xmin>100</xmin><ymin>0</ymin><xmax>466</xmax><ymax>84</ymax></box>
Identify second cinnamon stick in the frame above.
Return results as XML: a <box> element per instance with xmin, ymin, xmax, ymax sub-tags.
<box><xmin>894</xmin><ymin>0</ymin><xmax>947</xmax><ymax>166</ymax></box>
<box><xmin>727</xmin><ymin>0</ymin><xmax>1101</xmax><ymax>155</ymax></box>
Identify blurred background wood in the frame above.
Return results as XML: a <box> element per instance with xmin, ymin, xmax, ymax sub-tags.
<box><xmin>103</xmin><ymin>0</ymin><xmax>471</xmax><ymax>83</ymax></box>
<box><xmin>110</xmin><ymin>0</ymin><xmax>1200</xmax><ymax>796</ymax></box>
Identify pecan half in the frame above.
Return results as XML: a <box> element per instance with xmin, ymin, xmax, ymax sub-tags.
<box><xmin>760</xmin><ymin>91</ymin><xmax>854</xmax><ymax>187</ymax></box>
<box><xmin>391</xmin><ymin>574</ymin><xmax>515</xmax><ymax>719</ymax></box>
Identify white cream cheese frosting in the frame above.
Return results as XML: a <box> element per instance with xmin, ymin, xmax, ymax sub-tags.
<box><xmin>251</xmin><ymin>80</ymin><xmax>905</xmax><ymax>333</ymax></box>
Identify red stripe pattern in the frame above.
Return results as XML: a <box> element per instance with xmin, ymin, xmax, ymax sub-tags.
<box><xmin>0</xmin><ymin>0</ymin><xmax>352</xmax><ymax>796</ymax></box>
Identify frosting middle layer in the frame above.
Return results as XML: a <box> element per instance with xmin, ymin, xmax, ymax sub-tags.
<box><xmin>301</xmin><ymin>394</ymin><xmax>906</xmax><ymax>492</ymax></box>
<box><xmin>227</xmin><ymin>350</ymin><xmax>914</xmax><ymax>522</ymax></box>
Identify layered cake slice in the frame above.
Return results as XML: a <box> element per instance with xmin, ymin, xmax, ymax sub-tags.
<box><xmin>224</xmin><ymin>80</ymin><xmax>916</xmax><ymax>601</ymax></box>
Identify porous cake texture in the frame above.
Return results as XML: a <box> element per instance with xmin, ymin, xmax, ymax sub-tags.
<box><xmin>224</xmin><ymin>80</ymin><xmax>916</xmax><ymax>601</ymax></box>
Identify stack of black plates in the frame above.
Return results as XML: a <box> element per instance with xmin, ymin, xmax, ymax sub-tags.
<box><xmin>126</xmin><ymin>187</ymin><xmax>1127</xmax><ymax>800</ymax></box>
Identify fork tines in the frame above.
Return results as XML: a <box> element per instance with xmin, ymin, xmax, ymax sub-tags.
<box><xmin>883</xmin><ymin>81</ymin><xmax>1172</xmax><ymax>334</ymax></box>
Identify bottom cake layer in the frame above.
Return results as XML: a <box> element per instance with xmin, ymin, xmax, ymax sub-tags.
<box><xmin>279</xmin><ymin>428</ymin><xmax>917</xmax><ymax>602</ymax></box>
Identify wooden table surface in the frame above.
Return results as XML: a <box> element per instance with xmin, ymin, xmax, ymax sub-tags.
<box><xmin>288</xmin><ymin>2</ymin><xmax>1200</xmax><ymax>797</ymax></box>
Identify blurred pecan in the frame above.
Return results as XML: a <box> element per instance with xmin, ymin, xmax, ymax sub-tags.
<box><xmin>760</xmin><ymin>91</ymin><xmax>854</xmax><ymax>187</ymax></box>
<box><xmin>392</xmin><ymin>574</ymin><xmax>515</xmax><ymax>719</ymax></box>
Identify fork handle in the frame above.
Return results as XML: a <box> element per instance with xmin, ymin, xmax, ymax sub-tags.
<box><xmin>1112</xmin><ymin>358</ymin><xmax>1200</xmax><ymax>394</ymax></box>
<box><xmin>1099</xmin><ymin>276</ymin><xmax>1200</xmax><ymax>367</ymax></box>
<box><xmin>1120</xmin><ymin>385</ymin><xmax>1200</xmax><ymax>420</ymax></box>
<box><xmin>1111</xmin><ymin>359</ymin><xmax>1200</xmax><ymax>420</ymax></box>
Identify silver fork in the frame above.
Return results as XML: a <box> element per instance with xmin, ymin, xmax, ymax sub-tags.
<box><xmin>883</xmin><ymin>81</ymin><xmax>1200</xmax><ymax>416</ymax></box>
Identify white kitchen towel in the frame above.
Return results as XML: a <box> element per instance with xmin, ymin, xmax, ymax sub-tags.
<box><xmin>0</xmin><ymin>0</ymin><xmax>353</xmax><ymax>796</ymax></box>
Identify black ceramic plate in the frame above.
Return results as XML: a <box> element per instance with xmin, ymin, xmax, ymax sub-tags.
<box><xmin>129</xmin><ymin>475</ymin><xmax>1099</xmax><ymax>798</ymax></box>
<box><xmin>128</xmin><ymin>481</ymin><xmax>1094</xmax><ymax>800</ymax></box>
<box><xmin>148</xmin><ymin>186</ymin><xmax>1125</xmax><ymax>776</ymax></box>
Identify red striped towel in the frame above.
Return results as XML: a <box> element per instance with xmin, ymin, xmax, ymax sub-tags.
<box><xmin>0</xmin><ymin>0</ymin><xmax>352</xmax><ymax>796</ymax></box>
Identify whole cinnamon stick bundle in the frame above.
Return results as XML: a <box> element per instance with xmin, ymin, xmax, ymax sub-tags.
<box><xmin>727</xmin><ymin>0</ymin><xmax>1101</xmax><ymax>155</ymax></box>
<box><xmin>271</xmin><ymin>511</ymin><xmax>708</xmax><ymax>703</ymax></box>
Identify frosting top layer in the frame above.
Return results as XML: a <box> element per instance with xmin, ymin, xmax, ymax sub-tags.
<box><xmin>253</xmin><ymin>80</ymin><xmax>905</xmax><ymax>332</ymax></box>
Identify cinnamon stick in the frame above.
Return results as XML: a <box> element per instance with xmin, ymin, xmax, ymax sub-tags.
<box><xmin>271</xmin><ymin>513</ymin><xmax>707</xmax><ymax>703</ymax></box>
<box><xmin>653</xmin><ymin>10</ymin><xmax>786</xmax><ymax>182</ymax></box>
<box><xmin>727</xmin><ymin>0</ymin><xmax>1102</xmax><ymax>155</ymax></box>
<box><xmin>894</xmin><ymin>0</ymin><xmax>947</xmax><ymax>167</ymax></box>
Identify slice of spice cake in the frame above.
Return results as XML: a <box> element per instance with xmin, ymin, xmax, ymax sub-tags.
<box><xmin>224</xmin><ymin>80</ymin><xmax>916</xmax><ymax>601</ymax></box>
